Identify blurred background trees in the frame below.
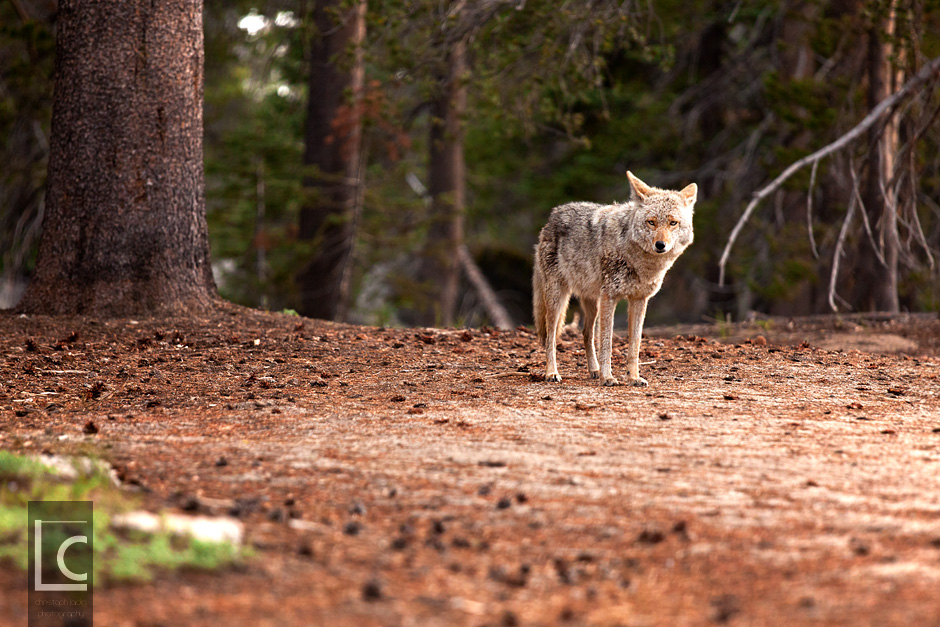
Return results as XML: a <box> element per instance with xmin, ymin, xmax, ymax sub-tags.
<box><xmin>3</xmin><ymin>0</ymin><xmax>939</xmax><ymax>324</ymax></box>
<box><xmin>0</xmin><ymin>0</ymin><xmax>55</xmax><ymax>309</ymax></box>
<box><xmin>298</xmin><ymin>0</ymin><xmax>365</xmax><ymax>321</ymax></box>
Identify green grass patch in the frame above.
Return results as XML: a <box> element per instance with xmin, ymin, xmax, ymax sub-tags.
<box><xmin>0</xmin><ymin>450</ymin><xmax>248</xmax><ymax>583</ymax></box>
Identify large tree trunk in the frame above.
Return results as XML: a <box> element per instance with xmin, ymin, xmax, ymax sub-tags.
<box><xmin>415</xmin><ymin>39</ymin><xmax>467</xmax><ymax>327</ymax></box>
<box><xmin>297</xmin><ymin>0</ymin><xmax>365</xmax><ymax>321</ymax></box>
<box><xmin>17</xmin><ymin>0</ymin><xmax>217</xmax><ymax>317</ymax></box>
<box><xmin>855</xmin><ymin>3</ymin><xmax>901</xmax><ymax>313</ymax></box>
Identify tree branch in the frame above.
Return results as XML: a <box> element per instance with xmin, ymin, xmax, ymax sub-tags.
<box><xmin>850</xmin><ymin>163</ymin><xmax>887</xmax><ymax>269</ymax></box>
<box><xmin>457</xmin><ymin>245</ymin><xmax>513</xmax><ymax>330</ymax></box>
<box><xmin>9</xmin><ymin>0</ymin><xmax>31</xmax><ymax>22</ymax></box>
<box><xmin>806</xmin><ymin>159</ymin><xmax>820</xmax><ymax>260</ymax></box>
<box><xmin>718</xmin><ymin>53</ymin><xmax>940</xmax><ymax>286</ymax></box>
<box><xmin>828</xmin><ymin>184</ymin><xmax>858</xmax><ymax>313</ymax></box>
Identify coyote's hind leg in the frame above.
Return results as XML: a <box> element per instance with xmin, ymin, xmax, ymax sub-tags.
<box><xmin>544</xmin><ymin>287</ymin><xmax>570</xmax><ymax>383</ymax></box>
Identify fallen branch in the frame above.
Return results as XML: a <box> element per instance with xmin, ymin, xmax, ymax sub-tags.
<box><xmin>457</xmin><ymin>245</ymin><xmax>514</xmax><ymax>330</ymax></box>
<box><xmin>718</xmin><ymin>53</ymin><xmax>940</xmax><ymax>286</ymax></box>
<box><xmin>39</xmin><ymin>369</ymin><xmax>89</xmax><ymax>375</ymax></box>
<box><xmin>407</xmin><ymin>170</ymin><xmax>514</xmax><ymax>331</ymax></box>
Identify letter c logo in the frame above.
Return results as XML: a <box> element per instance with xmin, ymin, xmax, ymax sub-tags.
<box><xmin>56</xmin><ymin>536</ymin><xmax>88</xmax><ymax>582</ymax></box>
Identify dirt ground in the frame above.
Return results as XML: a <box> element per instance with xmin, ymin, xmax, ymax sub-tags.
<box><xmin>2</xmin><ymin>304</ymin><xmax>940</xmax><ymax>626</ymax></box>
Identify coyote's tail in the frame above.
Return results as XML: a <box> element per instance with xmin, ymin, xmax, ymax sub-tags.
<box><xmin>533</xmin><ymin>259</ymin><xmax>547</xmax><ymax>345</ymax></box>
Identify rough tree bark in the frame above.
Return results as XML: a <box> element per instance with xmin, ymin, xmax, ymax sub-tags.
<box><xmin>415</xmin><ymin>39</ymin><xmax>467</xmax><ymax>327</ymax></box>
<box><xmin>297</xmin><ymin>0</ymin><xmax>365</xmax><ymax>321</ymax></box>
<box><xmin>17</xmin><ymin>0</ymin><xmax>217</xmax><ymax>317</ymax></box>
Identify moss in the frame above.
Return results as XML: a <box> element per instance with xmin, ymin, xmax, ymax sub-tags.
<box><xmin>0</xmin><ymin>451</ymin><xmax>248</xmax><ymax>583</ymax></box>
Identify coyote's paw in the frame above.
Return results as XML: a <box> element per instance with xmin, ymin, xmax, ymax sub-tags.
<box><xmin>602</xmin><ymin>377</ymin><xmax>619</xmax><ymax>387</ymax></box>
<box><xmin>545</xmin><ymin>373</ymin><xmax>562</xmax><ymax>383</ymax></box>
<box><xmin>589</xmin><ymin>370</ymin><xmax>600</xmax><ymax>380</ymax></box>
<box><xmin>627</xmin><ymin>377</ymin><xmax>649</xmax><ymax>387</ymax></box>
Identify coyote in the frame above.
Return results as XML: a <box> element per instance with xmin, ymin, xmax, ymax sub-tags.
<box><xmin>533</xmin><ymin>171</ymin><xmax>697</xmax><ymax>386</ymax></box>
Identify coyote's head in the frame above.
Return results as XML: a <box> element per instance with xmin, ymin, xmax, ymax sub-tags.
<box><xmin>626</xmin><ymin>171</ymin><xmax>696</xmax><ymax>256</ymax></box>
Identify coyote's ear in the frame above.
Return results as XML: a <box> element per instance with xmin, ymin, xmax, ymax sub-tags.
<box><xmin>679</xmin><ymin>182</ymin><xmax>698</xmax><ymax>207</ymax></box>
<box><xmin>626</xmin><ymin>171</ymin><xmax>653</xmax><ymax>201</ymax></box>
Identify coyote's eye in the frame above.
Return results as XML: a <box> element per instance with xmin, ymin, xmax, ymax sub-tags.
<box><xmin>647</xmin><ymin>219</ymin><xmax>656</xmax><ymax>227</ymax></box>
<box><xmin>669</xmin><ymin>220</ymin><xmax>678</xmax><ymax>227</ymax></box>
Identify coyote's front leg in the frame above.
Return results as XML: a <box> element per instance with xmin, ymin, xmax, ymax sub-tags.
<box><xmin>625</xmin><ymin>297</ymin><xmax>649</xmax><ymax>387</ymax></box>
<box><xmin>598</xmin><ymin>293</ymin><xmax>619</xmax><ymax>386</ymax></box>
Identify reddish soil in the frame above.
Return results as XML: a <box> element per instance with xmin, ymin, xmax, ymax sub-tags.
<box><xmin>2</xmin><ymin>304</ymin><xmax>940</xmax><ymax>626</ymax></box>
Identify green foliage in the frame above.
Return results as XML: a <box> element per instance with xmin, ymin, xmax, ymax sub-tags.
<box><xmin>203</xmin><ymin>5</ymin><xmax>308</xmax><ymax>311</ymax></box>
<box><xmin>97</xmin><ymin>526</ymin><xmax>243</xmax><ymax>583</ymax></box>
<box><xmin>3</xmin><ymin>0</ymin><xmax>939</xmax><ymax>320</ymax></box>
<box><xmin>0</xmin><ymin>451</ymin><xmax>245</xmax><ymax>583</ymax></box>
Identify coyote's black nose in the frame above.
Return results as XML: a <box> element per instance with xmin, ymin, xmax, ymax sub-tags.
<box><xmin>655</xmin><ymin>241</ymin><xmax>666</xmax><ymax>252</ymax></box>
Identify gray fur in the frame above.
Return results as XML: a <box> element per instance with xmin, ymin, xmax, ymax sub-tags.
<box><xmin>533</xmin><ymin>171</ymin><xmax>696</xmax><ymax>386</ymax></box>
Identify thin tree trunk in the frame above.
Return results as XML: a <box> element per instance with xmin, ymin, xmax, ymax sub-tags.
<box><xmin>772</xmin><ymin>0</ymin><xmax>820</xmax><ymax>316</ymax></box>
<box><xmin>297</xmin><ymin>0</ymin><xmax>365</xmax><ymax>321</ymax></box>
<box><xmin>856</xmin><ymin>2</ymin><xmax>900</xmax><ymax>312</ymax></box>
<box><xmin>18</xmin><ymin>0</ymin><xmax>217</xmax><ymax>317</ymax></box>
<box><xmin>416</xmin><ymin>39</ymin><xmax>466</xmax><ymax>327</ymax></box>
<box><xmin>254</xmin><ymin>157</ymin><xmax>268</xmax><ymax>310</ymax></box>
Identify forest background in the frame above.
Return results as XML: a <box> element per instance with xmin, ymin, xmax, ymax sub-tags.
<box><xmin>2</xmin><ymin>0</ymin><xmax>939</xmax><ymax>327</ymax></box>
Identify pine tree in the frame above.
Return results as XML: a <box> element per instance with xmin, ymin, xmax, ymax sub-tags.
<box><xmin>19</xmin><ymin>0</ymin><xmax>217</xmax><ymax>316</ymax></box>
